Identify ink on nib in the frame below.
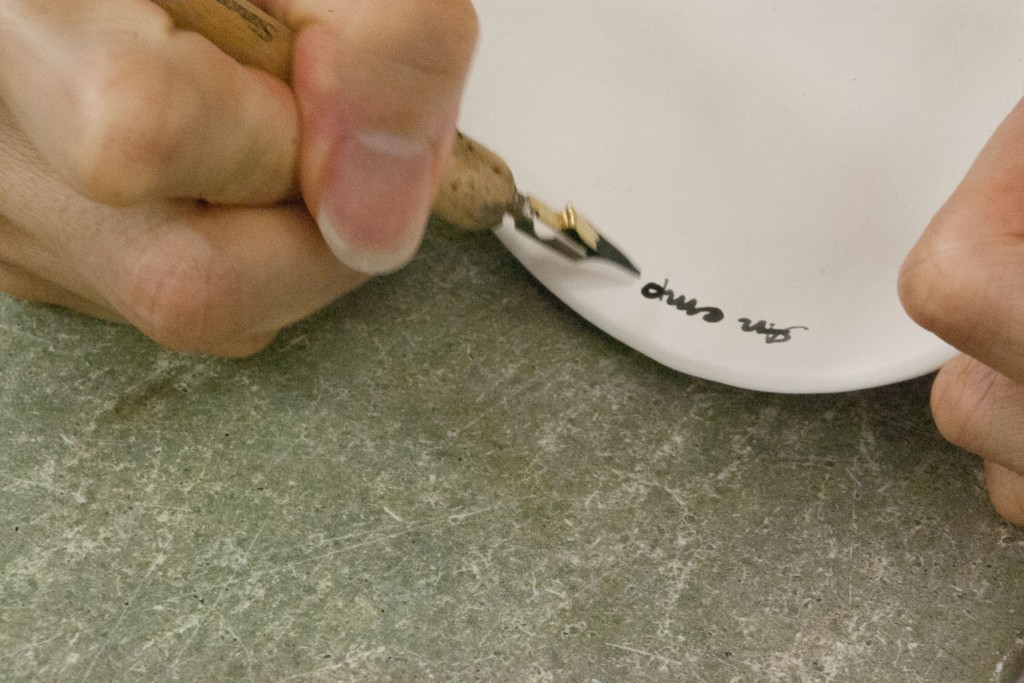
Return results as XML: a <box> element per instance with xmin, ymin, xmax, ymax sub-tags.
<box><xmin>512</xmin><ymin>194</ymin><xmax>642</xmax><ymax>277</ymax></box>
<box><xmin>593</xmin><ymin>237</ymin><xmax>642</xmax><ymax>277</ymax></box>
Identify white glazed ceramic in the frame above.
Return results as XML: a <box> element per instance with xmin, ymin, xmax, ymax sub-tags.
<box><xmin>459</xmin><ymin>1</ymin><xmax>1023</xmax><ymax>393</ymax></box>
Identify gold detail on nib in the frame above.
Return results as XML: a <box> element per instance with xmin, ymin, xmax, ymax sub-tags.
<box><xmin>526</xmin><ymin>197</ymin><xmax>600</xmax><ymax>251</ymax></box>
<box><xmin>511</xmin><ymin>191</ymin><xmax>640</xmax><ymax>276</ymax></box>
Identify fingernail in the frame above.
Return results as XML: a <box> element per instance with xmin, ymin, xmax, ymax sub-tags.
<box><xmin>317</xmin><ymin>131</ymin><xmax>434</xmax><ymax>275</ymax></box>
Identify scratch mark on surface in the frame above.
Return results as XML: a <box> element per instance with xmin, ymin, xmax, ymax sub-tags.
<box><xmin>448</xmin><ymin>506</ymin><xmax>495</xmax><ymax>524</ymax></box>
<box><xmin>0</xmin><ymin>633</ymin><xmax>63</xmax><ymax>663</ymax></box>
<box><xmin>80</xmin><ymin>548</ymin><xmax>168</xmax><ymax>682</ymax></box>
<box><xmin>447</xmin><ymin>377</ymin><xmax>554</xmax><ymax>438</ymax></box>
<box><xmin>992</xmin><ymin>637</ymin><xmax>1024</xmax><ymax>683</ymax></box>
<box><xmin>274</xmin><ymin>647</ymin><xmax>386</xmax><ymax>681</ymax></box>
<box><xmin>609</xmin><ymin>469</ymin><xmax>690</xmax><ymax>510</ymax></box>
<box><xmin>567</xmin><ymin>568</ymin><xmax>616</xmax><ymax>605</ymax></box>
<box><xmin>0</xmin><ymin>321</ymin><xmax>56</xmax><ymax>348</ymax></box>
<box><xmin>606</xmin><ymin>642</ymin><xmax>686</xmax><ymax>667</ymax></box>
<box><xmin>168</xmin><ymin>523</ymin><xmax>266</xmax><ymax>676</ymax></box>
<box><xmin>381</xmin><ymin>506</ymin><xmax>405</xmax><ymax>523</ymax></box>
<box><xmin>5</xmin><ymin>477</ymin><xmax>86</xmax><ymax>503</ymax></box>
<box><xmin>218</xmin><ymin>618</ymin><xmax>256</xmax><ymax>679</ymax></box>
<box><xmin>161</xmin><ymin>520</ymin><xmax>459</xmax><ymax>601</ymax></box>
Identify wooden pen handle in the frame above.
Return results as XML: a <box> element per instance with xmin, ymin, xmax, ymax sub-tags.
<box><xmin>151</xmin><ymin>0</ymin><xmax>292</xmax><ymax>80</ymax></box>
<box><xmin>151</xmin><ymin>0</ymin><xmax>516</xmax><ymax>231</ymax></box>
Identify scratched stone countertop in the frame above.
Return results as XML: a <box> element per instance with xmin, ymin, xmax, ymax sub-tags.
<box><xmin>1</xmin><ymin>225</ymin><xmax>1023</xmax><ymax>682</ymax></box>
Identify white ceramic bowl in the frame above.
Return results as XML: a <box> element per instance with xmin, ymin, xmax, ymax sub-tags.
<box><xmin>460</xmin><ymin>1</ymin><xmax>1023</xmax><ymax>393</ymax></box>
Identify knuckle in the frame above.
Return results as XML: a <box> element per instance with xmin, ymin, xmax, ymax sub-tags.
<box><xmin>429</xmin><ymin>1</ymin><xmax>479</xmax><ymax>75</ymax></box>
<box><xmin>929</xmin><ymin>357</ymin><xmax>994</xmax><ymax>454</ymax></box>
<box><xmin>898</xmin><ymin>244</ymin><xmax>958</xmax><ymax>337</ymax></box>
<box><xmin>929</xmin><ymin>375</ymin><xmax>972</xmax><ymax>451</ymax></box>
<box><xmin>898</xmin><ymin>217</ymin><xmax>983</xmax><ymax>345</ymax></box>
<box><xmin>440</xmin><ymin>0</ymin><xmax>480</xmax><ymax>62</ymax></box>
<box><xmin>899</xmin><ymin>197</ymin><xmax>1010</xmax><ymax>354</ymax></box>
<box><xmin>129</xmin><ymin>265</ymin><xmax>226</xmax><ymax>352</ymax></box>
<box><xmin>69</xmin><ymin>55</ymin><xmax>198</xmax><ymax>203</ymax></box>
<box><xmin>121</xmin><ymin>237</ymin><xmax>265</xmax><ymax>356</ymax></box>
<box><xmin>987</xmin><ymin>476</ymin><xmax>1024</xmax><ymax>527</ymax></box>
<box><xmin>384</xmin><ymin>1</ymin><xmax>479</xmax><ymax>79</ymax></box>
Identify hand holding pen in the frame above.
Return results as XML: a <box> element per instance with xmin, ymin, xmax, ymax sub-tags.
<box><xmin>0</xmin><ymin>0</ymin><xmax>477</xmax><ymax>355</ymax></box>
<box><xmin>152</xmin><ymin>0</ymin><xmax>639</xmax><ymax>275</ymax></box>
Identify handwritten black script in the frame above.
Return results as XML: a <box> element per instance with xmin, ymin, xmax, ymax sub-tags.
<box><xmin>640</xmin><ymin>280</ymin><xmax>724</xmax><ymax>322</ymax></box>
<box><xmin>738</xmin><ymin>319</ymin><xmax>810</xmax><ymax>345</ymax></box>
<box><xmin>641</xmin><ymin>279</ymin><xmax>808</xmax><ymax>345</ymax></box>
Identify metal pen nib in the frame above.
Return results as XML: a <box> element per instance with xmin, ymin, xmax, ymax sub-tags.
<box><xmin>510</xmin><ymin>193</ymin><xmax>641</xmax><ymax>277</ymax></box>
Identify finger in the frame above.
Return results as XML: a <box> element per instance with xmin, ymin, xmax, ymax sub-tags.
<box><xmin>0</xmin><ymin>0</ymin><xmax>299</xmax><ymax>206</ymax></box>
<box><xmin>266</xmin><ymin>0</ymin><xmax>478</xmax><ymax>274</ymax></box>
<box><xmin>984</xmin><ymin>462</ymin><xmax>1024</xmax><ymax>526</ymax></box>
<box><xmin>0</xmin><ymin>259</ymin><xmax>122</xmax><ymax>322</ymax></box>
<box><xmin>930</xmin><ymin>354</ymin><xmax>1024</xmax><ymax>473</ymax></box>
<box><xmin>931</xmin><ymin>355</ymin><xmax>1024</xmax><ymax>525</ymax></box>
<box><xmin>104</xmin><ymin>203</ymin><xmax>369</xmax><ymax>355</ymax></box>
<box><xmin>7</xmin><ymin>196</ymin><xmax>369</xmax><ymax>356</ymax></box>
<box><xmin>899</xmin><ymin>97</ymin><xmax>1024</xmax><ymax>384</ymax></box>
<box><xmin>4</xmin><ymin>200</ymin><xmax>368</xmax><ymax>357</ymax></box>
<box><xmin>0</xmin><ymin>105</ymin><xmax>367</xmax><ymax>357</ymax></box>
<box><xmin>0</xmin><ymin>251</ymin><xmax>290</xmax><ymax>358</ymax></box>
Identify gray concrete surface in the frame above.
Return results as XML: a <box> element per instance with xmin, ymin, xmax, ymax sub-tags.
<box><xmin>2</xmin><ymin>224</ymin><xmax>1023</xmax><ymax>682</ymax></box>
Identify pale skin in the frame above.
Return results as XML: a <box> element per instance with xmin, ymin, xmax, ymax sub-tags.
<box><xmin>900</xmin><ymin>97</ymin><xmax>1024</xmax><ymax>526</ymax></box>
<box><xmin>1</xmin><ymin>3</ymin><xmax>1022</xmax><ymax>525</ymax></box>
<box><xmin>0</xmin><ymin>0</ymin><xmax>478</xmax><ymax>355</ymax></box>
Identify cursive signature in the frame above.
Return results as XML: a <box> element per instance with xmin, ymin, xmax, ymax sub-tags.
<box><xmin>641</xmin><ymin>279</ymin><xmax>808</xmax><ymax>345</ymax></box>
<box><xmin>640</xmin><ymin>280</ymin><xmax>725</xmax><ymax>323</ymax></box>
<box><xmin>738</xmin><ymin>319</ymin><xmax>810</xmax><ymax>345</ymax></box>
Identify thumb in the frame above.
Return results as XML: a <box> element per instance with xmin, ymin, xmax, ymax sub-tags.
<box><xmin>284</xmin><ymin>0</ymin><xmax>478</xmax><ymax>275</ymax></box>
